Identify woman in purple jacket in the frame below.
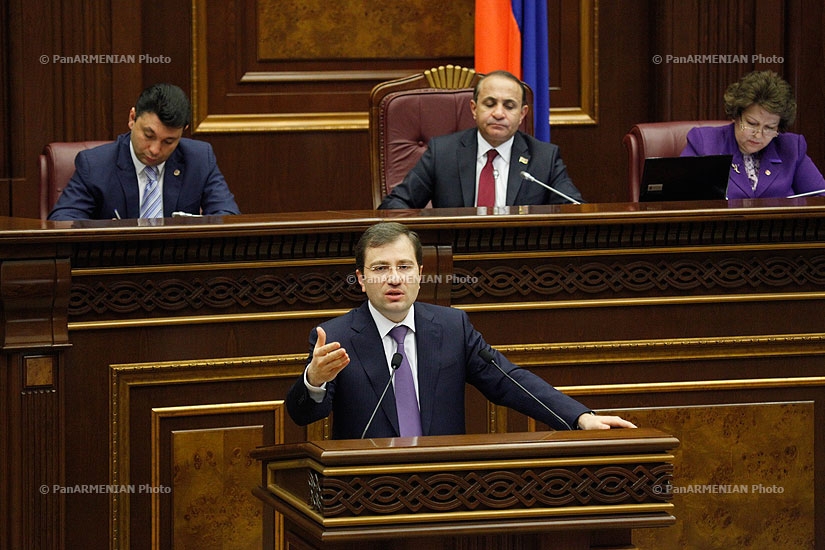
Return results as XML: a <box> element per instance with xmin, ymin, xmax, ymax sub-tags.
<box><xmin>681</xmin><ymin>70</ymin><xmax>825</xmax><ymax>199</ymax></box>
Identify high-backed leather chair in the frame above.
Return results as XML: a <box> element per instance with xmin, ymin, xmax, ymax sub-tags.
<box><xmin>622</xmin><ymin>120</ymin><xmax>730</xmax><ymax>201</ymax></box>
<box><xmin>39</xmin><ymin>141</ymin><xmax>111</xmax><ymax>220</ymax></box>
<box><xmin>368</xmin><ymin>65</ymin><xmax>533</xmax><ymax>208</ymax></box>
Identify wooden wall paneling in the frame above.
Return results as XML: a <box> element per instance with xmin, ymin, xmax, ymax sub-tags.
<box><xmin>8</xmin><ymin>0</ymin><xmax>58</xmax><ymax>220</ymax></box>
<box><xmin>55</xmin><ymin>2</ymin><xmax>115</xmax><ymax>142</ymax></box>
<box><xmin>785</xmin><ymin>0</ymin><xmax>825</xmax><ymax>174</ymax></box>
<box><xmin>110</xmin><ymin>0</ymin><xmax>143</xmax><ymax>132</ymax></box>
<box><xmin>189</xmin><ymin>0</ymin><xmax>478</xmax><ymax>214</ymax></box>
<box><xmin>550</xmin><ymin>0</ymin><xmax>648</xmax><ymax>203</ymax></box>
<box><xmin>649</xmin><ymin>0</ymin><xmax>790</xmax><ymax>122</ymax></box>
<box><xmin>9</xmin><ymin>0</ymin><xmax>116</xmax><ymax>220</ymax></box>
<box><xmin>108</xmin><ymin>357</ymin><xmax>293</xmax><ymax>549</ymax></box>
<box><xmin>609</xmin><ymin>398</ymin><xmax>816</xmax><ymax>548</ymax></box>
<box><xmin>547</xmin><ymin>0</ymin><xmax>598</xmax><ymax>126</ymax></box>
<box><xmin>0</xmin><ymin>0</ymin><xmax>9</xmax><ymax>217</ymax></box>
<box><xmin>503</xmin><ymin>341</ymin><xmax>825</xmax><ymax>547</ymax></box>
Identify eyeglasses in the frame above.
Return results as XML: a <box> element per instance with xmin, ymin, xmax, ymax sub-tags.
<box><xmin>365</xmin><ymin>264</ymin><xmax>418</xmax><ymax>278</ymax></box>
<box><xmin>739</xmin><ymin>120</ymin><xmax>779</xmax><ymax>138</ymax></box>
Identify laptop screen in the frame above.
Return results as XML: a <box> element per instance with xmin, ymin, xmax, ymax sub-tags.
<box><xmin>639</xmin><ymin>155</ymin><xmax>732</xmax><ymax>202</ymax></box>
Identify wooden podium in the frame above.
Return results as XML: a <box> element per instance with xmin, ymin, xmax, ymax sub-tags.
<box><xmin>251</xmin><ymin>429</ymin><xmax>679</xmax><ymax>549</ymax></box>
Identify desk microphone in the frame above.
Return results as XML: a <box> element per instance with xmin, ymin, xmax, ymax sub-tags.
<box><xmin>361</xmin><ymin>353</ymin><xmax>403</xmax><ymax>438</ymax></box>
<box><xmin>520</xmin><ymin>171</ymin><xmax>583</xmax><ymax>205</ymax></box>
<box><xmin>787</xmin><ymin>189</ymin><xmax>825</xmax><ymax>198</ymax></box>
<box><xmin>478</xmin><ymin>348</ymin><xmax>572</xmax><ymax>430</ymax></box>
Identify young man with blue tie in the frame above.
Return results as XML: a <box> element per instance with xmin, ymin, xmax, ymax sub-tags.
<box><xmin>48</xmin><ymin>83</ymin><xmax>240</xmax><ymax>221</ymax></box>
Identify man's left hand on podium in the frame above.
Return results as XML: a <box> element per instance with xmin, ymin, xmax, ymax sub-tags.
<box><xmin>577</xmin><ymin>412</ymin><xmax>637</xmax><ymax>430</ymax></box>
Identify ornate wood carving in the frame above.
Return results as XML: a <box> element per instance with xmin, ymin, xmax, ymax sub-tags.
<box><xmin>316</xmin><ymin>463</ymin><xmax>672</xmax><ymax>517</ymax></box>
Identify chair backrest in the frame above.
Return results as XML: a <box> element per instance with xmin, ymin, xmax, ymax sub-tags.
<box><xmin>368</xmin><ymin>65</ymin><xmax>533</xmax><ymax>208</ymax></box>
<box><xmin>39</xmin><ymin>141</ymin><xmax>111</xmax><ymax>220</ymax></box>
<box><xmin>622</xmin><ymin>120</ymin><xmax>730</xmax><ymax>202</ymax></box>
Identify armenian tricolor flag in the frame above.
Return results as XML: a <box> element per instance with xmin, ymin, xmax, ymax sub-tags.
<box><xmin>474</xmin><ymin>0</ymin><xmax>550</xmax><ymax>141</ymax></box>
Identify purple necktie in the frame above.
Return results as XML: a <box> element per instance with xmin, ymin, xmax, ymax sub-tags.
<box><xmin>388</xmin><ymin>325</ymin><xmax>422</xmax><ymax>436</ymax></box>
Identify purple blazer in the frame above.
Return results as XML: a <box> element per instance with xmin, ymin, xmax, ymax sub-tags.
<box><xmin>681</xmin><ymin>123</ymin><xmax>825</xmax><ymax>199</ymax></box>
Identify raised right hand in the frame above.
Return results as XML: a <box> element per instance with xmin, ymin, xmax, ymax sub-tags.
<box><xmin>305</xmin><ymin>326</ymin><xmax>350</xmax><ymax>387</ymax></box>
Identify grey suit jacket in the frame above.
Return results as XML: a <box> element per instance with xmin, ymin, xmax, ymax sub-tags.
<box><xmin>285</xmin><ymin>302</ymin><xmax>590</xmax><ymax>439</ymax></box>
<box><xmin>379</xmin><ymin>128</ymin><xmax>583</xmax><ymax>209</ymax></box>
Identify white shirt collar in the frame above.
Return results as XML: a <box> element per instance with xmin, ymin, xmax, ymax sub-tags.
<box><xmin>129</xmin><ymin>139</ymin><xmax>166</xmax><ymax>179</ymax></box>
<box><xmin>476</xmin><ymin>133</ymin><xmax>515</xmax><ymax>164</ymax></box>
<box><xmin>367</xmin><ymin>301</ymin><xmax>416</xmax><ymax>337</ymax></box>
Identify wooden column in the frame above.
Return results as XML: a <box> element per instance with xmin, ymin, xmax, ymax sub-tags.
<box><xmin>1</xmin><ymin>255</ymin><xmax>71</xmax><ymax>550</ymax></box>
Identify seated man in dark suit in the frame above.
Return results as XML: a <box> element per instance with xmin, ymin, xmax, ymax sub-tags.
<box><xmin>378</xmin><ymin>70</ymin><xmax>583</xmax><ymax>210</ymax></box>
<box><xmin>48</xmin><ymin>83</ymin><xmax>240</xmax><ymax>221</ymax></box>
<box><xmin>286</xmin><ymin>221</ymin><xmax>634</xmax><ymax>439</ymax></box>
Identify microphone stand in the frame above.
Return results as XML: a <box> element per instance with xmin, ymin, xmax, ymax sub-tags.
<box><xmin>787</xmin><ymin>189</ymin><xmax>825</xmax><ymax>198</ymax></box>
<box><xmin>520</xmin><ymin>171</ymin><xmax>583</xmax><ymax>205</ymax></box>
<box><xmin>361</xmin><ymin>353</ymin><xmax>403</xmax><ymax>438</ymax></box>
<box><xmin>478</xmin><ymin>349</ymin><xmax>572</xmax><ymax>430</ymax></box>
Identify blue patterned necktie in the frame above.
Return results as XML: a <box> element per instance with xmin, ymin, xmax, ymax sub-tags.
<box><xmin>140</xmin><ymin>165</ymin><xmax>162</xmax><ymax>218</ymax></box>
<box><xmin>388</xmin><ymin>325</ymin><xmax>423</xmax><ymax>436</ymax></box>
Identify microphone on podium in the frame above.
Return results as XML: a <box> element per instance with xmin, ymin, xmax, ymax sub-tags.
<box><xmin>361</xmin><ymin>353</ymin><xmax>403</xmax><ymax>438</ymax></box>
<box><xmin>787</xmin><ymin>189</ymin><xmax>825</xmax><ymax>198</ymax></box>
<box><xmin>520</xmin><ymin>171</ymin><xmax>583</xmax><ymax>205</ymax></box>
<box><xmin>478</xmin><ymin>348</ymin><xmax>572</xmax><ymax>430</ymax></box>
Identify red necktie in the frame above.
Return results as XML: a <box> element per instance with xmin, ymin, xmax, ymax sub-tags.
<box><xmin>477</xmin><ymin>149</ymin><xmax>498</xmax><ymax>207</ymax></box>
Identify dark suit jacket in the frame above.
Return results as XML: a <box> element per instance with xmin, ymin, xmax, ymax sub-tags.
<box><xmin>48</xmin><ymin>132</ymin><xmax>240</xmax><ymax>220</ymax></box>
<box><xmin>681</xmin><ymin>123</ymin><xmax>825</xmax><ymax>199</ymax></box>
<box><xmin>286</xmin><ymin>302</ymin><xmax>591</xmax><ymax>439</ymax></box>
<box><xmin>378</xmin><ymin>128</ymin><xmax>583</xmax><ymax>209</ymax></box>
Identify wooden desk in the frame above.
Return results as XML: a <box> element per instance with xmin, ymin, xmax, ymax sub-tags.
<box><xmin>1</xmin><ymin>199</ymin><xmax>823</xmax><ymax>549</ymax></box>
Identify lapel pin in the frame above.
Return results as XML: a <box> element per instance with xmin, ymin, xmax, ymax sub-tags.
<box><xmin>764</xmin><ymin>169</ymin><xmax>771</xmax><ymax>176</ymax></box>
<box><xmin>519</xmin><ymin>156</ymin><xmax>528</xmax><ymax>165</ymax></box>
<box><xmin>731</xmin><ymin>163</ymin><xmax>740</xmax><ymax>174</ymax></box>
<box><xmin>173</xmin><ymin>169</ymin><xmax>181</xmax><ymax>176</ymax></box>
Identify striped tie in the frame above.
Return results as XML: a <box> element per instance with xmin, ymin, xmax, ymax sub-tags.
<box><xmin>140</xmin><ymin>165</ymin><xmax>162</xmax><ymax>219</ymax></box>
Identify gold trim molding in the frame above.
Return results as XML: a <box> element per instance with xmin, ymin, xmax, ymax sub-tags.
<box><xmin>550</xmin><ymin>0</ymin><xmax>599</xmax><ymax>126</ymax></box>
<box><xmin>497</xmin><ymin>332</ymin><xmax>825</xmax><ymax>366</ymax></box>
<box><xmin>269</xmin><ymin>452</ymin><xmax>676</xmax><ymax>478</ymax></box>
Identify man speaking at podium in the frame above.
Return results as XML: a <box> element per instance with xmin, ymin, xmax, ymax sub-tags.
<box><xmin>286</xmin><ymin>222</ymin><xmax>635</xmax><ymax>439</ymax></box>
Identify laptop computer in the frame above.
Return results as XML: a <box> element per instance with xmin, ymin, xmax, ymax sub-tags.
<box><xmin>639</xmin><ymin>155</ymin><xmax>732</xmax><ymax>202</ymax></box>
